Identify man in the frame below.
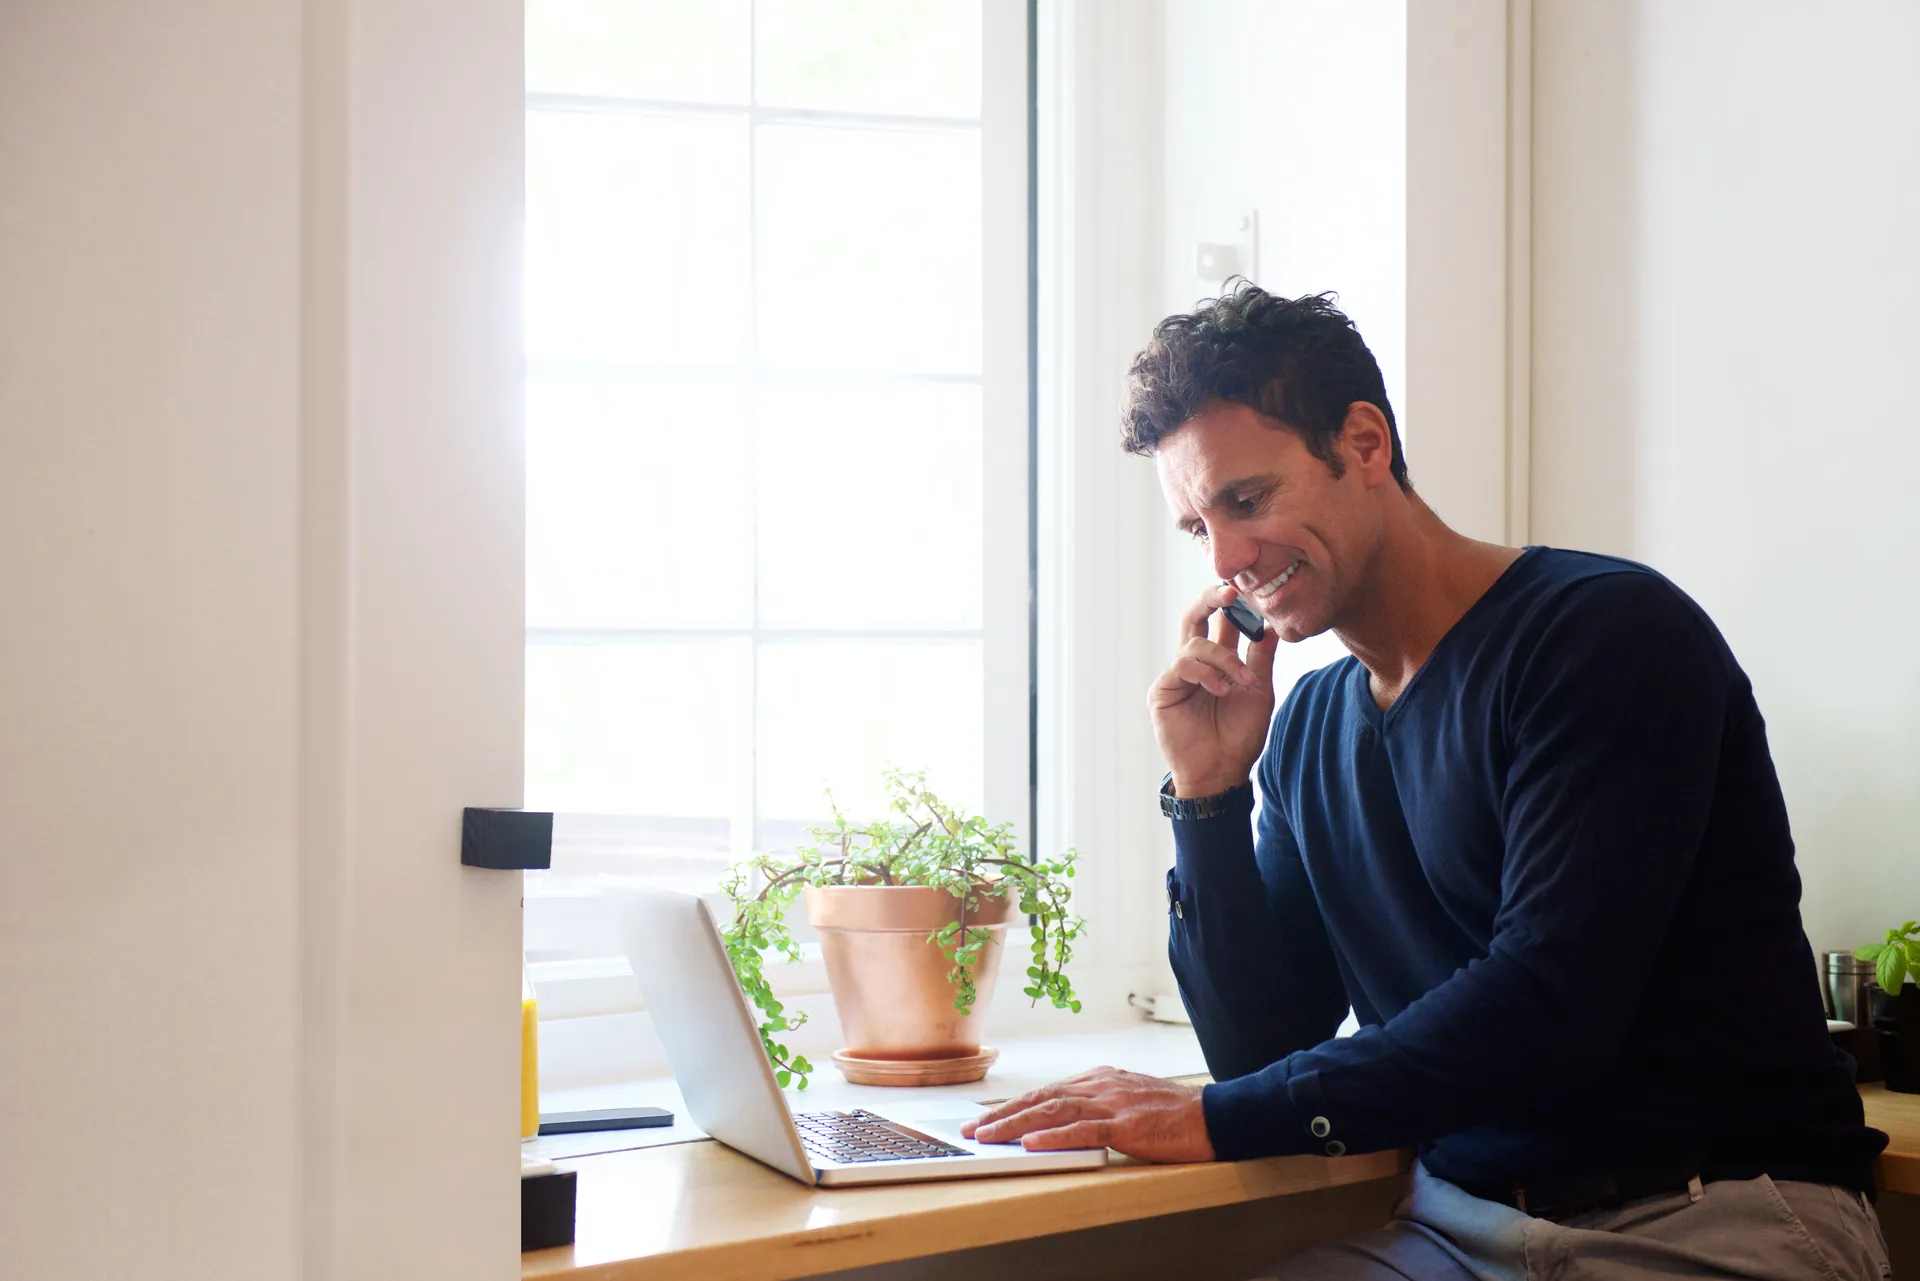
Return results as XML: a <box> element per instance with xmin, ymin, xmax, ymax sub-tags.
<box><xmin>963</xmin><ymin>286</ymin><xmax>1891</xmax><ymax>1277</ymax></box>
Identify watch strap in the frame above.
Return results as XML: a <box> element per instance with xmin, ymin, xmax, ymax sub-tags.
<box><xmin>1159</xmin><ymin>773</ymin><xmax>1253</xmax><ymax>820</ymax></box>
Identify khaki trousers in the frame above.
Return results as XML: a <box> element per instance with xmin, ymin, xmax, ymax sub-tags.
<box><xmin>1261</xmin><ymin>1163</ymin><xmax>1893</xmax><ymax>1281</ymax></box>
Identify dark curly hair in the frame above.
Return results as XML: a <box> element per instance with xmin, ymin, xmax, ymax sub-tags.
<box><xmin>1120</xmin><ymin>283</ymin><xmax>1408</xmax><ymax>490</ymax></box>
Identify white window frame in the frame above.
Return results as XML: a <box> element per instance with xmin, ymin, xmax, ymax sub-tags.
<box><xmin>525</xmin><ymin>0</ymin><xmax>1038</xmax><ymax>1079</ymax></box>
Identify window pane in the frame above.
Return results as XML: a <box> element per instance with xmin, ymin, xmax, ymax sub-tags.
<box><xmin>526</xmin><ymin>111</ymin><xmax>750</xmax><ymax>364</ymax></box>
<box><xmin>755</xmin><ymin>0</ymin><xmax>981</xmax><ymax>118</ymax></box>
<box><xmin>757</xmin><ymin>124</ymin><xmax>980</xmax><ymax>373</ymax></box>
<box><xmin>527</xmin><ymin>0</ymin><xmax>750</xmax><ymax>103</ymax></box>
<box><xmin>526</xmin><ymin>640</ymin><xmax>752</xmax><ymax>816</ymax></box>
<box><xmin>756</xmin><ymin>640</ymin><xmax>982</xmax><ymax>825</ymax></box>
<box><xmin>527</xmin><ymin>375</ymin><xmax>753</xmax><ymax>629</ymax></box>
<box><xmin>756</xmin><ymin>382</ymin><xmax>981</xmax><ymax>629</ymax></box>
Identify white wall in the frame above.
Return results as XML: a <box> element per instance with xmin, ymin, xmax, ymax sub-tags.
<box><xmin>0</xmin><ymin>3</ymin><xmax>302</xmax><ymax>1273</ymax></box>
<box><xmin>1159</xmin><ymin>0</ymin><xmax>1407</xmax><ymax>700</ymax></box>
<box><xmin>1124</xmin><ymin>1</ymin><xmax>1404</xmax><ymax>1010</ymax></box>
<box><xmin>1407</xmin><ymin>0</ymin><xmax>1529</xmax><ymax>546</ymax></box>
<box><xmin>1532</xmin><ymin>0</ymin><xmax>1920</xmax><ymax>952</ymax></box>
<box><xmin>0</xmin><ymin>2</ymin><xmax>524</xmax><ymax>1278</ymax></box>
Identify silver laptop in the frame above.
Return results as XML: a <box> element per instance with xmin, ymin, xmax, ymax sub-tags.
<box><xmin>606</xmin><ymin>887</ymin><xmax>1109</xmax><ymax>1186</ymax></box>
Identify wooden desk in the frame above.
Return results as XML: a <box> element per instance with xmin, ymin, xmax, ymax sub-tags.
<box><xmin>526</xmin><ymin>1086</ymin><xmax>1920</xmax><ymax>1281</ymax></box>
<box><xmin>1864</xmin><ymin>1082</ymin><xmax>1920</xmax><ymax>1194</ymax></box>
<box><xmin>523</xmin><ymin>1142</ymin><xmax>1408</xmax><ymax>1281</ymax></box>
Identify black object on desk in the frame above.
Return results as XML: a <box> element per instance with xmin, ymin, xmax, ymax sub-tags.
<box><xmin>539</xmin><ymin>1105</ymin><xmax>675</xmax><ymax>1135</ymax></box>
<box><xmin>521</xmin><ymin>1167</ymin><xmax>577</xmax><ymax>1252</ymax></box>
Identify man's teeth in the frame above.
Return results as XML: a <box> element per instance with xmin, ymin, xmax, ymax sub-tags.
<box><xmin>1252</xmin><ymin>561</ymin><xmax>1303</xmax><ymax>600</ymax></box>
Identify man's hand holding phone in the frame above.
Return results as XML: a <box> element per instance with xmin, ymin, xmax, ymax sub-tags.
<box><xmin>1150</xmin><ymin>585</ymin><xmax>1280</xmax><ymax>798</ymax></box>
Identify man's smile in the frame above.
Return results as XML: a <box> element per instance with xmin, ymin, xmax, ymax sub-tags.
<box><xmin>1248</xmin><ymin>559</ymin><xmax>1304</xmax><ymax>609</ymax></box>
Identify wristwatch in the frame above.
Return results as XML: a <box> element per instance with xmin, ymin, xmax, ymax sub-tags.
<box><xmin>1158</xmin><ymin>773</ymin><xmax>1252</xmax><ymax>820</ymax></box>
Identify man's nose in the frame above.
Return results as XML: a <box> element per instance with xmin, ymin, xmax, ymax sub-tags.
<box><xmin>1209</xmin><ymin>528</ymin><xmax>1258</xmax><ymax>586</ymax></box>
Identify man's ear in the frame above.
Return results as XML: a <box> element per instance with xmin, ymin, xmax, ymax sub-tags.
<box><xmin>1339</xmin><ymin>402</ymin><xmax>1395</xmax><ymax>488</ymax></box>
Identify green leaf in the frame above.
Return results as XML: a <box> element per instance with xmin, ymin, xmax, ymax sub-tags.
<box><xmin>1858</xmin><ymin>942</ymin><xmax>1886</xmax><ymax>962</ymax></box>
<box><xmin>1880</xmin><ymin>947</ymin><xmax>1908</xmax><ymax>996</ymax></box>
<box><xmin>776</xmin><ymin>1069</ymin><xmax>792</xmax><ymax>1088</ymax></box>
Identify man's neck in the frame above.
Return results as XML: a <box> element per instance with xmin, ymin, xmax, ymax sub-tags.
<box><xmin>1334</xmin><ymin>496</ymin><xmax>1523</xmax><ymax>711</ymax></box>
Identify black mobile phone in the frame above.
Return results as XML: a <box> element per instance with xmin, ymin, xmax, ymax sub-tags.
<box><xmin>537</xmin><ymin>1106</ymin><xmax>675</xmax><ymax>1135</ymax></box>
<box><xmin>1221</xmin><ymin>595</ymin><xmax>1265</xmax><ymax>642</ymax></box>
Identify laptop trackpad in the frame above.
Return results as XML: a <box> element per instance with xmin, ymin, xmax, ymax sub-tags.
<box><xmin>879</xmin><ymin>1108</ymin><xmax>994</xmax><ymax>1146</ymax></box>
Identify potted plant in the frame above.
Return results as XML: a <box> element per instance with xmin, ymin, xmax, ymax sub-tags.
<box><xmin>719</xmin><ymin>769</ymin><xmax>1084</xmax><ymax>1089</ymax></box>
<box><xmin>1857</xmin><ymin>920</ymin><xmax>1920</xmax><ymax>1093</ymax></box>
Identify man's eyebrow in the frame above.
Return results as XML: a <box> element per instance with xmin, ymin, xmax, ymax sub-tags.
<box><xmin>1204</xmin><ymin>474</ymin><xmax>1282</xmax><ymax>509</ymax></box>
<box><xmin>1173</xmin><ymin>474</ymin><xmax>1283</xmax><ymax>534</ymax></box>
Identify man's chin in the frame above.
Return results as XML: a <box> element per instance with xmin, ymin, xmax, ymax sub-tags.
<box><xmin>1271</xmin><ymin>614</ymin><xmax>1331</xmax><ymax>645</ymax></box>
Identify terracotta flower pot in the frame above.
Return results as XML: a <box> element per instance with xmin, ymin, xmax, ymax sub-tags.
<box><xmin>803</xmin><ymin>884</ymin><xmax>1015</xmax><ymax>1073</ymax></box>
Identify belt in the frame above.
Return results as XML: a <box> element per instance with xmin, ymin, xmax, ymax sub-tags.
<box><xmin>1456</xmin><ymin>1159</ymin><xmax>1709</xmax><ymax>1220</ymax></box>
<box><xmin>1453</xmin><ymin>1136</ymin><xmax>1880</xmax><ymax>1219</ymax></box>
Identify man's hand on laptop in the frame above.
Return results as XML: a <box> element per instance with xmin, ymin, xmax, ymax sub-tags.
<box><xmin>960</xmin><ymin>1067</ymin><xmax>1214</xmax><ymax>1163</ymax></box>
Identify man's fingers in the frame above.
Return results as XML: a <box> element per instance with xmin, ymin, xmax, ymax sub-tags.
<box><xmin>1165</xmin><ymin>656</ymin><xmax>1234</xmax><ymax>699</ymax></box>
<box><xmin>1021</xmin><ymin>1119</ymin><xmax>1112</xmax><ymax>1152</ymax></box>
<box><xmin>962</xmin><ymin>1084</ymin><xmax>1066</xmax><ymax>1137</ymax></box>
<box><xmin>1179</xmin><ymin>584</ymin><xmax>1239</xmax><ymax>646</ymax></box>
<box><xmin>970</xmin><ymin>1096</ymin><xmax>1087</xmax><ymax>1144</ymax></box>
<box><xmin>1172</xmin><ymin>637</ymin><xmax>1259</xmax><ymax>689</ymax></box>
<box><xmin>1245</xmin><ymin>620</ymin><xmax>1280</xmax><ymax>682</ymax></box>
<box><xmin>962</xmin><ymin>1068</ymin><xmax>1121</xmax><ymax>1138</ymax></box>
<box><xmin>1210</xmin><ymin>594</ymin><xmax>1239</xmax><ymax>651</ymax></box>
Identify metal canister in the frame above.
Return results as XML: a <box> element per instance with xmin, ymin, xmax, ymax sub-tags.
<box><xmin>1828</xmin><ymin>950</ymin><xmax>1877</xmax><ymax>1026</ymax></box>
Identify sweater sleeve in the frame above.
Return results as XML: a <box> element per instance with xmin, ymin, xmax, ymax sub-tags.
<box><xmin>1168</xmin><ymin>735</ymin><xmax>1350</xmax><ymax>1089</ymax></box>
<box><xmin>1200</xmin><ymin>574</ymin><xmax>1729</xmax><ymax>1161</ymax></box>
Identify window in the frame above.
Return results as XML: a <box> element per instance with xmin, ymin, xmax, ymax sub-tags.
<box><xmin>522</xmin><ymin>0</ymin><xmax>1030</xmax><ymax>1035</ymax></box>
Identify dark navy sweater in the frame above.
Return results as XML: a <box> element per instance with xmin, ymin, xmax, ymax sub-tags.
<box><xmin>1171</xmin><ymin>548</ymin><xmax>1884</xmax><ymax>1189</ymax></box>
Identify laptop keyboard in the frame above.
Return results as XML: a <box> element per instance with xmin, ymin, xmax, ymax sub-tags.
<box><xmin>793</xmin><ymin>1109</ymin><xmax>970</xmax><ymax>1164</ymax></box>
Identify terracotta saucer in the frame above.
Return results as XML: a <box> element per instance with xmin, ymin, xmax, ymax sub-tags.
<box><xmin>830</xmin><ymin>1047</ymin><xmax>999</xmax><ymax>1087</ymax></box>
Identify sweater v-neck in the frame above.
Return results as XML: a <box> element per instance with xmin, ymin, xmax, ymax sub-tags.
<box><xmin>1350</xmin><ymin>545</ymin><xmax>1544</xmax><ymax>729</ymax></box>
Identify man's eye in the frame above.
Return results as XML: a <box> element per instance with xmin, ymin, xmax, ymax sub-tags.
<box><xmin>1188</xmin><ymin>525</ymin><xmax>1210</xmax><ymax>544</ymax></box>
<box><xmin>1235</xmin><ymin>496</ymin><xmax>1262</xmax><ymax>516</ymax></box>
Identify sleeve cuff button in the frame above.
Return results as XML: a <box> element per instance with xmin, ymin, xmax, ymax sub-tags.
<box><xmin>1309</xmin><ymin>1116</ymin><xmax>1331</xmax><ymax>1139</ymax></box>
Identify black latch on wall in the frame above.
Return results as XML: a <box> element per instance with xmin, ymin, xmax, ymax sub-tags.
<box><xmin>461</xmin><ymin>808</ymin><xmax>554</xmax><ymax>870</ymax></box>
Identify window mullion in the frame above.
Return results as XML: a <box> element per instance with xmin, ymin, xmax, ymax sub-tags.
<box><xmin>742</xmin><ymin>0</ymin><xmax>763</xmax><ymax>865</ymax></box>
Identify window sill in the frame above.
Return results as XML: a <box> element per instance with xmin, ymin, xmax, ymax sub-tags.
<box><xmin>528</xmin><ymin>1019</ymin><xmax>1209</xmax><ymax>1162</ymax></box>
<box><xmin>534</xmin><ymin>953</ymin><xmax>1160</xmax><ymax>1091</ymax></box>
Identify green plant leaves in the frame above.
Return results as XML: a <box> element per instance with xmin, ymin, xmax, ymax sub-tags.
<box><xmin>1879</xmin><ymin>945</ymin><xmax>1909</xmax><ymax>997</ymax></box>
<box><xmin>1859</xmin><ymin>919</ymin><xmax>1920</xmax><ymax>994</ymax></box>
<box><xmin>715</xmin><ymin>769</ymin><xmax>1088</xmax><ymax>1089</ymax></box>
